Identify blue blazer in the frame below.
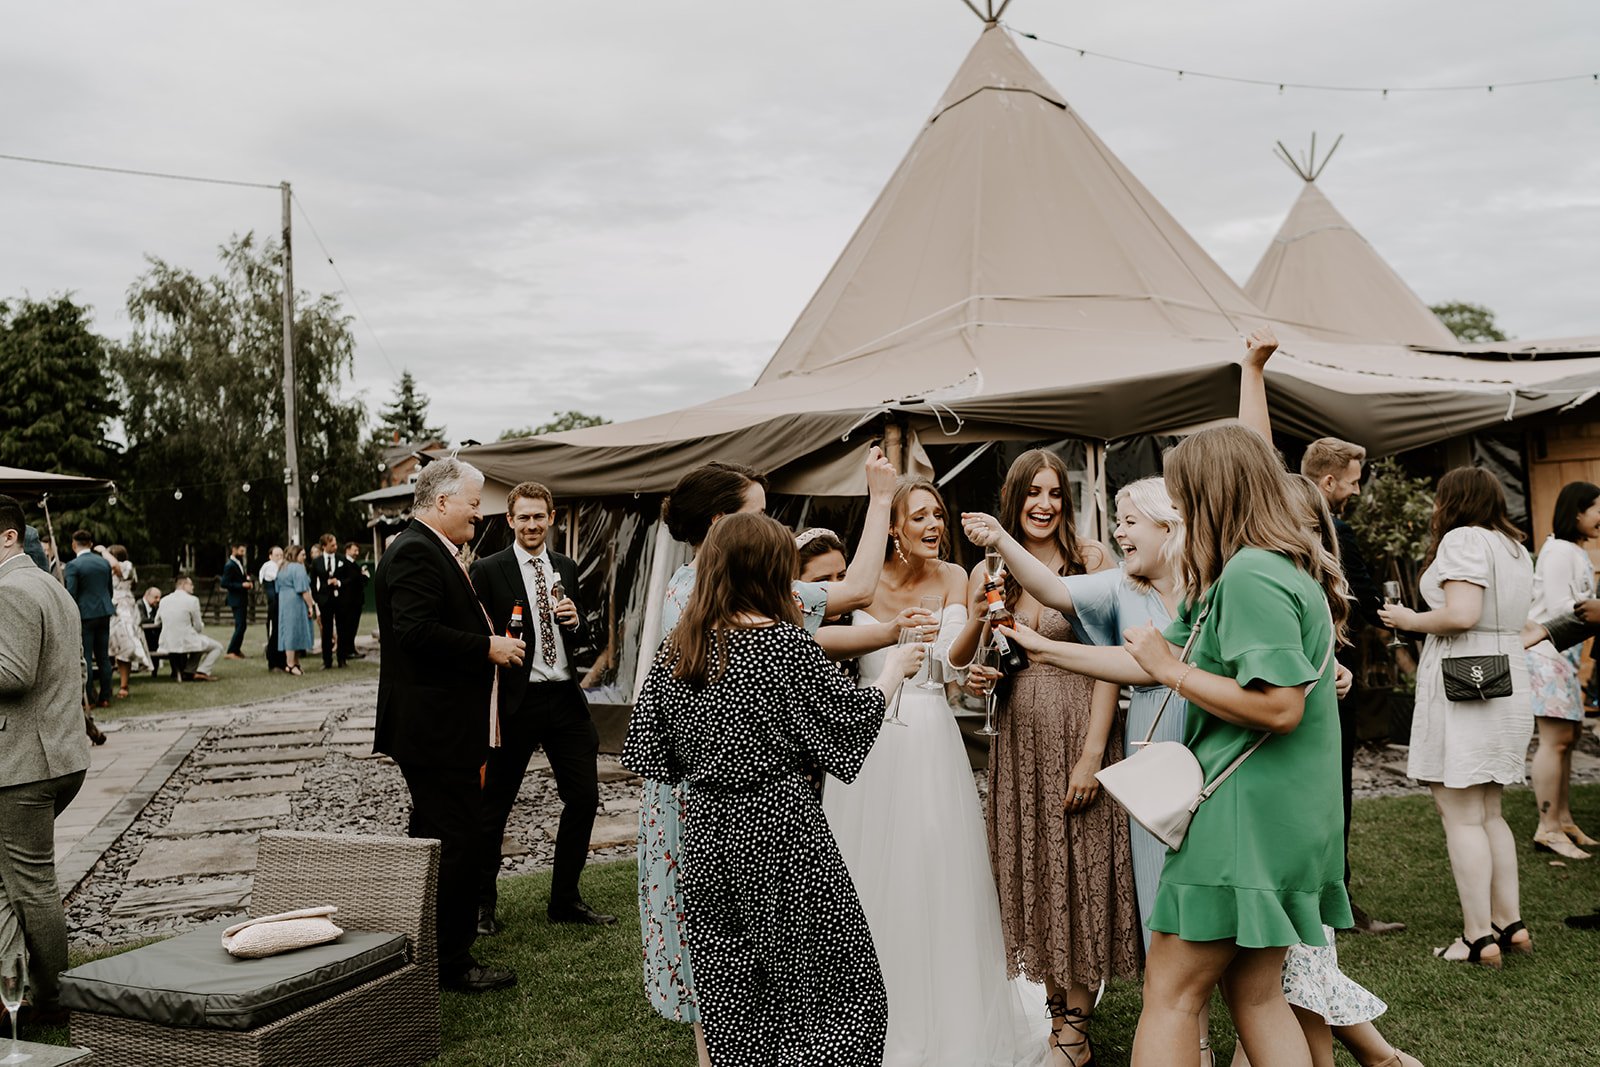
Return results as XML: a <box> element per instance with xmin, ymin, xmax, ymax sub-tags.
<box><xmin>63</xmin><ymin>551</ymin><xmax>115</xmax><ymax>620</ymax></box>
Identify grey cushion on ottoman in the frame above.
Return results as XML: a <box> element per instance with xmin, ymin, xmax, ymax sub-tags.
<box><xmin>60</xmin><ymin>924</ymin><xmax>408</xmax><ymax>1031</ymax></box>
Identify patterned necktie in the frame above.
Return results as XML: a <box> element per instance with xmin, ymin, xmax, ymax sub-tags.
<box><xmin>530</xmin><ymin>558</ymin><xmax>557</xmax><ymax>666</ymax></box>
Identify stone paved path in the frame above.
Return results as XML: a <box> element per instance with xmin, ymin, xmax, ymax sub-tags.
<box><xmin>65</xmin><ymin>679</ymin><xmax>643</xmax><ymax>949</ymax></box>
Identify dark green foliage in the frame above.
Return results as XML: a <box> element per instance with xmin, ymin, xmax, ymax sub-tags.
<box><xmin>498</xmin><ymin>410</ymin><xmax>610</xmax><ymax>440</ymax></box>
<box><xmin>375</xmin><ymin>370</ymin><xmax>445</xmax><ymax>446</ymax></box>
<box><xmin>1430</xmin><ymin>300</ymin><xmax>1509</xmax><ymax>343</ymax></box>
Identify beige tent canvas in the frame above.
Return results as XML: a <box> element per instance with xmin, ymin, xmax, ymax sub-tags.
<box><xmin>1244</xmin><ymin>141</ymin><xmax>1456</xmax><ymax>346</ymax></box>
<box><xmin>463</xmin><ymin>21</ymin><xmax>1600</xmax><ymax>502</ymax></box>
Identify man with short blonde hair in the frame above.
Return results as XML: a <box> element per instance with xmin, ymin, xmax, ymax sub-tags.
<box><xmin>1301</xmin><ymin>437</ymin><xmax>1367</xmax><ymax>513</ymax></box>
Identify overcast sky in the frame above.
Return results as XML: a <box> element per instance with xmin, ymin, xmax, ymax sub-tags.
<box><xmin>4</xmin><ymin>1</ymin><xmax>1596</xmax><ymax>446</ymax></box>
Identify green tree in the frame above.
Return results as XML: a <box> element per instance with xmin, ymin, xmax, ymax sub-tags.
<box><xmin>1429</xmin><ymin>301</ymin><xmax>1508</xmax><ymax>343</ymax></box>
<box><xmin>375</xmin><ymin>370</ymin><xmax>444</xmax><ymax>445</ymax></box>
<box><xmin>112</xmin><ymin>233</ymin><xmax>378</xmax><ymax>565</ymax></box>
<box><xmin>0</xmin><ymin>295</ymin><xmax>121</xmax><ymax>537</ymax></box>
<box><xmin>498</xmin><ymin>410</ymin><xmax>610</xmax><ymax>440</ymax></box>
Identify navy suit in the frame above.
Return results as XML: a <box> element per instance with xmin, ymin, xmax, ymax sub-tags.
<box><xmin>220</xmin><ymin>556</ymin><xmax>251</xmax><ymax>655</ymax></box>
<box><xmin>64</xmin><ymin>550</ymin><xmax>115</xmax><ymax>704</ymax></box>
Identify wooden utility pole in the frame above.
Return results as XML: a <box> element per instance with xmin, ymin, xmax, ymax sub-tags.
<box><xmin>280</xmin><ymin>181</ymin><xmax>303</xmax><ymax>546</ymax></box>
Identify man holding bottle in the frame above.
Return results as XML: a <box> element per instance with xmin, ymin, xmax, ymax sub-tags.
<box><xmin>470</xmin><ymin>481</ymin><xmax>610</xmax><ymax>936</ymax></box>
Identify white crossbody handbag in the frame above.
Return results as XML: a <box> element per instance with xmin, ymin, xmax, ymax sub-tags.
<box><xmin>1095</xmin><ymin>599</ymin><xmax>1336</xmax><ymax>851</ymax></box>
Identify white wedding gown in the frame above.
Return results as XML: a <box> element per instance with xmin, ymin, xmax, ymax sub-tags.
<box><xmin>823</xmin><ymin>606</ymin><xmax>1049</xmax><ymax>1067</ymax></box>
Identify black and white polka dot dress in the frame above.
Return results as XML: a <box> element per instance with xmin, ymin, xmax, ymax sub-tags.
<box><xmin>624</xmin><ymin>622</ymin><xmax>890</xmax><ymax>1066</ymax></box>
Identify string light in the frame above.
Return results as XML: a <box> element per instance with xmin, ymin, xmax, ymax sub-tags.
<box><xmin>173</xmin><ymin>489</ymin><xmax>183</xmax><ymax>501</ymax></box>
<box><xmin>1009</xmin><ymin>25</ymin><xmax>1597</xmax><ymax>97</ymax></box>
<box><xmin>242</xmin><ymin>481</ymin><xmax>252</xmax><ymax>493</ymax></box>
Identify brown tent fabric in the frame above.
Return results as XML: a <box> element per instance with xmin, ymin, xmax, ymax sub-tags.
<box><xmin>0</xmin><ymin>465</ymin><xmax>113</xmax><ymax>496</ymax></box>
<box><xmin>464</xmin><ymin>24</ymin><xmax>1600</xmax><ymax>497</ymax></box>
<box><xmin>1245</xmin><ymin>181</ymin><xmax>1457</xmax><ymax>346</ymax></box>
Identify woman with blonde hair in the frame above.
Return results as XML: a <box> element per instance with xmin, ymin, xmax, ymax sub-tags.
<box><xmin>949</xmin><ymin>449</ymin><xmax>1130</xmax><ymax>1067</ymax></box>
<box><xmin>824</xmin><ymin>477</ymin><xmax>1049</xmax><ymax>1066</ymax></box>
<box><xmin>1003</xmin><ymin>424</ymin><xmax>1350</xmax><ymax>1067</ymax></box>
<box><xmin>1379</xmin><ymin>467</ymin><xmax>1534</xmax><ymax>965</ymax></box>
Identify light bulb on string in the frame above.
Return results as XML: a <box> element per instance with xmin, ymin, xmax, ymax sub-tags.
<box><xmin>242</xmin><ymin>481</ymin><xmax>252</xmax><ymax>493</ymax></box>
<box><xmin>174</xmin><ymin>489</ymin><xmax>184</xmax><ymax>501</ymax></box>
<box><xmin>310</xmin><ymin>473</ymin><xmax>320</xmax><ymax>485</ymax></box>
<box><xmin>108</xmin><ymin>495</ymin><xmax>118</xmax><ymax>507</ymax></box>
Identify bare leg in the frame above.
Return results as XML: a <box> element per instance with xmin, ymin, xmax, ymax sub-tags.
<box><xmin>1218</xmin><ymin>946</ymin><xmax>1310</xmax><ymax>1067</ymax></box>
<box><xmin>1481</xmin><ymin>785</ymin><xmax>1526</xmax><ymax>943</ymax></box>
<box><xmin>1133</xmin><ymin>933</ymin><xmax>1237</xmax><ymax>1067</ymax></box>
<box><xmin>116</xmin><ymin>660</ymin><xmax>131</xmax><ymax>693</ymax></box>
<box><xmin>1289</xmin><ymin>1006</ymin><xmax>1336</xmax><ymax>1067</ymax></box>
<box><xmin>1043</xmin><ymin>976</ymin><xmax>1096</xmax><ymax>1065</ymax></box>
<box><xmin>1428</xmin><ymin>783</ymin><xmax>1499</xmax><ymax>958</ymax></box>
<box><xmin>1532</xmin><ymin>717</ymin><xmax>1575</xmax><ymax>836</ymax></box>
<box><xmin>1557</xmin><ymin>721</ymin><xmax>1584</xmax><ymax>829</ymax></box>
<box><xmin>692</xmin><ymin>1021</ymin><xmax>711</xmax><ymax>1067</ymax></box>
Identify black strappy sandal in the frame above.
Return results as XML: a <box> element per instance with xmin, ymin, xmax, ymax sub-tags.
<box><xmin>1493</xmin><ymin>920</ymin><xmax>1533</xmax><ymax>955</ymax></box>
<box><xmin>1432</xmin><ymin>932</ymin><xmax>1502</xmax><ymax>969</ymax></box>
<box><xmin>1046</xmin><ymin>993</ymin><xmax>1095</xmax><ymax>1066</ymax></box>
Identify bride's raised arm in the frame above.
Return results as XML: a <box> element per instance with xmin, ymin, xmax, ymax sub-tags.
<box><xmin>821</xmin><ymin>447</ymin><xmax>897</xmax><ymax>616</ymax></box>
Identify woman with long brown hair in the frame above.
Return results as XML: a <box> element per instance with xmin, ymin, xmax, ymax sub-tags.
<box><xmin>624</xmin><ymin>512</ymin><xmax>923</xmax><ymax>1065</ymax></box>
<box><xmin>1379</xmin><ymin>467</ymin><xmax>1534</xmax><ymax>965</ymax></box>
<box><xmin>949</xmin><ymin>449</ymin><xmax>1131</xmax><ymax>1067</ymax></box>
<box><xmin>823</xmin><ymin>477</ymin><xmax>1050</xmax><ymax>1066</ymax></box>
<box><xmin>1002</xmin><ymin>425</ymin><xmax>1350</xmax><ymax>1067</ymax></box>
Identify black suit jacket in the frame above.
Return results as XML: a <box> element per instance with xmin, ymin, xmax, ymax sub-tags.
<box><xmin>335</xmin><ymin>556</ymin><xmax>369</xmax><ymax>613</ymax></box>
<box><xmin>221</xmin><ymin>557</ymin><xmax>249</xmax><ymax>608</ymax></box>
<box><xmin>310</xmin><ymin>552</ymin><xmax>340</xmax><ymax>606</ymax></box>
<box><xmin>1334</xmin><ymin>516</ymin><xmax>1384</xmax><ymax>630</ymax></box>
<box><xmin>469</xmin><ymin>545</ymin><xmax>591</xmax><ymax>717</ymax></box>
<box><xmin>374</xmin><ymin>520</ymin><xmax>495</xmax><ymax>770</ymax></box>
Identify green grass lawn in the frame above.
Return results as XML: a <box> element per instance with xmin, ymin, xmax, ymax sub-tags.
<box><xmin>95</xmin><ymin>622</ymin><xmax>377</xmax><ymax>720</ymax></box>
<box><xmin>32</xmin><ymin>784</ymin><xmax>1600</xmax><ymax>1064</ymax></box>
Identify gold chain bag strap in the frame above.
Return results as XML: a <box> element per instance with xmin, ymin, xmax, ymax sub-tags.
<box><xmin>1438</xmin><ymin>530</ymin><xmax>1514</xmax><ymax>701</ymax></box>
<box><xmin>1094</xmin><ymin>598</ymin><xmax>1336</xmax><ymax>851</ymax></box>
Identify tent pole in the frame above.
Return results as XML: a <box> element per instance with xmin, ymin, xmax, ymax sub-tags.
<box><xmin>883</xmin><ymin>416</ymin><xmax>906</xmax><ymax>474</ymax></box>
<box><xmin>632</xmin><ymin>515</ymin><xmax>675</xmax><ymax>702</ymax></box>
<box><xmin>1094</xmin><ymin>442</ymin><xmax>1109</xmax><ymax>544</ymax></box>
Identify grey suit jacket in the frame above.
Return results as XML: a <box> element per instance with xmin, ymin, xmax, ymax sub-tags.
<box><xmin>0</xmin><ymin>554</ymin><xmax>92</xmax><ymax>787</ymax></box>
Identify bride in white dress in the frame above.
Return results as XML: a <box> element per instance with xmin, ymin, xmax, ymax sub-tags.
<box><xmin>823</xmin><ymin>479</ymin><xmax>1048</xmax><ymax>1067</ymax></box>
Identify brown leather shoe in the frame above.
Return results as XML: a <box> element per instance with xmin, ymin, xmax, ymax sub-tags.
<box><xmin>1350</xmin><ymin>900</ymin><xmax>1406</xmax><ymax>934</ymax></box>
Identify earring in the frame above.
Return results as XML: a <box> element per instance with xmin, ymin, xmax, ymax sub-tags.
<box><xmin>893</xmin><ymin>536</ymin><xmax>910</xmax><ymax>566</ymax></box>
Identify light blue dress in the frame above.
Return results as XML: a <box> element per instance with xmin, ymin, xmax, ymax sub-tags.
<box><xmin>275</xmin><ymin>561</ymin><xmax>313</xmax><ymax>653</ymax></box>
<box><xmin>634</xmin><ymin>562</ymin><xmax>830</xmax><ymax>1022</ymax></box>
<box><xmin>1063</xmin><ymin>564</ymin><xmax>1181</xmax><ymax>952</ymax></box>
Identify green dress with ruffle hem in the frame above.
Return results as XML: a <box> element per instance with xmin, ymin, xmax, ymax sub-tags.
<box><xmin>1148</xmin><ymin>548</ymin><xmax>1352</xmax><ymax>948</ymax></box>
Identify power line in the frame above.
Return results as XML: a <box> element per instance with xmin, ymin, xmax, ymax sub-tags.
<box><xmin>1007</xmin><ymin>24</ymin><xmax>1599</xmax><ymax>96</ymax></box>
<box><xmin>0</xmin><ymin>151</ymin><xmax>279</xmax><ymax>189</ymax></box>
<box><xmin>291</xmin><ymin>191</ymin><xmax>401</xmax><ymax>378</ymax></box>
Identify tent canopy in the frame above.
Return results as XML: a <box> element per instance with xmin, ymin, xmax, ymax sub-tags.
<box><xmin>0</xmin><ymin>465</ymin><xmax>113</xmax><ymax>497</ymax></box>
<box><xmin>467</xmin><ymin>24</ymin><xmax>1600</xmax><ymax>497</ymax></box>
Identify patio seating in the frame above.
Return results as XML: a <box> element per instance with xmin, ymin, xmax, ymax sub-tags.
<box><xmin>62</xmin><ymin>831</ymin><xmax>442</xmax><ymax>1067</ymax></box>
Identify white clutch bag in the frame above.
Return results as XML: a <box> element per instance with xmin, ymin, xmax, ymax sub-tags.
<box><xmin>221</xmin><ymin>905</ymin><xmax>343</xmax><ymax>959</ymax></box>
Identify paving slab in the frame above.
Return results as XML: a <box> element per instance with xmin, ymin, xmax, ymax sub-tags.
<box><xmin>111</xmin><ymin>878</ymin><xmax>252</xmax><ymax>920</ymax></box>
<box><xmin>329</xmin><ymin>744</ymin><xmax>382</xmax><ymax>759</ymax></box>
<box><xmin>226</xmin><ymin>719</ymin><xmax>329</xmax><ymax>738</ymax></box>
<box><xmin>187</xmin><ymin>776</ymin><xmax>303</xmax><ymax>801</ymax></box>
<box><xmin>199</xmin><ymin>746</ymin><xmax>326</xmax><ymax>767</ymax></box>
<box><xmin>596</xmin><ymin>765</ymin><xmax>639</xmax><ymax>784</ymax></box>
<box><xmin>128</xmin><ymin>834</ymin><xmax>259</xmax><ymax>883</ymax></box>
<box><xmin>329</xmin><ymin>729</ymin><xmax>375</xmax><ymax>746</ymax></box>
<box><xmin>159</xmin><ymin>796</ymin><xmax>292</xmax><ymax>837</ymax></box>
<box><xmin>199</xmin><ymin>762</ymin><xmax>310</xmax><ymax>781</ymax></box>
<box><xmin>341</xmin><ymin>716</ymin><xmax>377</xmax><ymax>728</ymax></box>
<box><xmin>213</xmin><ymin>731</ymin><xmax>325</xmax><ymax>750</ymax></box>
<box><xmin>501</xmin><ymin>834</ymin><xmax>530</xmax><ymax>858</ymax></box>
<box><xmin>551</xmin><ymin>812</ymin><xmax>636</xmax><ymax>851</ymax></box>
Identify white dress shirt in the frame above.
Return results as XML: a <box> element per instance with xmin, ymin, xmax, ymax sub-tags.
<box><xmin>512</xmin><ymin>542</ymin><xmax>570</xmax><ymax>682</ymax></box>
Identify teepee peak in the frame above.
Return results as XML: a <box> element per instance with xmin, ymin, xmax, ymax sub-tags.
<box><xmin>1274</xmin><ymin>132</ymin><xmax>1344</xmax><ymax>183</ymax></box>
<box><xmin>932</xmin><ymin>19</ymin><xmax>1066</xmax><ymax>119</ymax></box>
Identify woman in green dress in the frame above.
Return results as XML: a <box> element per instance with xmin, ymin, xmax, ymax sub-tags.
<box><xmin>1005</xmin><ymin>424</ymin><xmax>1352</xmax><ymax>1067</ymax></box>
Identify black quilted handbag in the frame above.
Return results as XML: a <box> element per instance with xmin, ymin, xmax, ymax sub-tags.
<box><xmin>1439</xmin><ymin>530</ymin><xmax>1515</xmax><ymax>702</ymax></box>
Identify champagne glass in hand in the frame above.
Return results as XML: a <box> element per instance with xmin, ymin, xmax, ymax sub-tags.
<box><xmin>915</xmin><ymin>595</ymin><xmax>944</xmax><ymax>689</ymax></box>
<box><xmin>1382</xmin><ymin>581</ymin><xmax>1406</xmax><ymax>649</ymax></box>
<box><xmin>976</xmin><ymin>636</ymin><xmax>1002</xmax><ymax>737</ymax></box>
<box><xmin>884</xmin><ymin>630</ymin><xmax>921</xmax><ymax>727</ymax></box>
<box><xmin>1</xmin><ymin>950</ymin><xmax>24</xmax><ymax>1056</ymax></box>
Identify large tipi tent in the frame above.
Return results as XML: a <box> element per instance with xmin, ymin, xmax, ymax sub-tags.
<box><xmin>465</xmin><ymin>20</ymin><xmax>1600</xmax><ymax>502</ymax></box>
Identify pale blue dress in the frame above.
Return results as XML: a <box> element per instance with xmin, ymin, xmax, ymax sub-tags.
<box><xmin>1063</xmin><ymin>564</ymin><xmax>1182</xmax><ymax>952</ymax></box>
<box><xmin>634</xmin><ymin>561</ymin><xmax>829</xmax><ymax>1022</ymax></box>
<box><xmin>275</xmin><ymin>561</ymin><xmax>313</xmax><ymax>653</ymax></box>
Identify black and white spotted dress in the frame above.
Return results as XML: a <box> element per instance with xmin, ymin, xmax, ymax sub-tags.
<box><xmin>623</xmin><ymin>621</ymin><xmax>890</xmax><ymax>1066</ymax></box>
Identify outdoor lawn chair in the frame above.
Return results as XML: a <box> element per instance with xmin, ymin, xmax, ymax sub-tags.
<box><xmin>61</xmin><ymin>831</ymin><xmax>442</xmax><ymax>1067</ymax></box>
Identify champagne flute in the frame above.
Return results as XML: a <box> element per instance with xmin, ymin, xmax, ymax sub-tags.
<box><xmin>983</xmin><ymin>547</ymin><xmax>1005</xmax><ymax>582</ymax></box>
<box><xmin>883</xmin><ymin>630</ymin><xmax>916</xmax><ymax>727</ymax></box>
<box><xmin>1382</xmin><ymin>581</ymin><xmax>1405</xmax><ymax>649</ymax></box>
<box><xmin>1</xmin><ymin>950</ymin><xmax>25</xmax><ymax>1061</ymax></box>
<box><xmin>976</xmin><ymin>634</ymin><xmax>1002</xmax><ymax>737</ymax></box>
<box><xmin>915</xmin><ymin>595</ymin><xmax>944</xmax><ymax>689</ymax></box>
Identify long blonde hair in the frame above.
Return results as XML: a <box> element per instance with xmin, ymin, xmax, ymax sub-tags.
<box><xmin>1164</xmin><ymin>425</ymin><xmax>1348</xmax><ymax>636</ymax></box>
<box><xmin>1114</xmin><ymin>476</ymin><xmax>1184</xmax><ymax>594</ymax></box>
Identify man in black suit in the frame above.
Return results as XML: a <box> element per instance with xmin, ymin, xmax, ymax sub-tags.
<box><xmin>374</xmin><ymin>457</ymin><xmax>525</xmax><ymax>993</ymax></box>
<box><xmin>1303</xmin><ymin>437</ymin><xmax>1404</xmax><ymax>935</ymax></box>
<box><xmin>220</xmin><ymin>543</ymin><xmax>253</xmax><ymax>659</ymax></box>
<box><xmin>334</xmin><ymin>541</ymin><xmax>369</xmax><ymax>666</ymax></box>
<box><xmin>470</xmin><ymin>482</ymin><xmax>612</xmax><ymax>934</ymax></box>
<box><xmin>310</xmin><ymin>533</ymin><xmax>341</xmax><ymax>669</ymax></box>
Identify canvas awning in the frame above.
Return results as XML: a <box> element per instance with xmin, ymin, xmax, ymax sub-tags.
<box><xmin>0</xmin><ymin>465</ymin><xmax>113</xmax><ymax>496</ymax></box>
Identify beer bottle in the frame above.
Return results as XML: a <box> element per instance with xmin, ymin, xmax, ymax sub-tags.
<box><xmin>982</xmin><ymin>571</ymin><xmax>1030</xmax><ymax>674</ymax></box>
<box><xmin>507</xmin><ymin>599</ymin><xmax>526</xmax><ymax>641</ymax></box>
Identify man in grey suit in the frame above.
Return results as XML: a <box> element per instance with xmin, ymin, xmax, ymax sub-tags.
<box><xmin>0</xmin><ymin>496</ymin><xmax>92</xmax><ymax>1027</ymax></box>
<box><xmin>63</xmin><ymin>529</ymin><xmax>115</xmax><ymax>707</ymax></box>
